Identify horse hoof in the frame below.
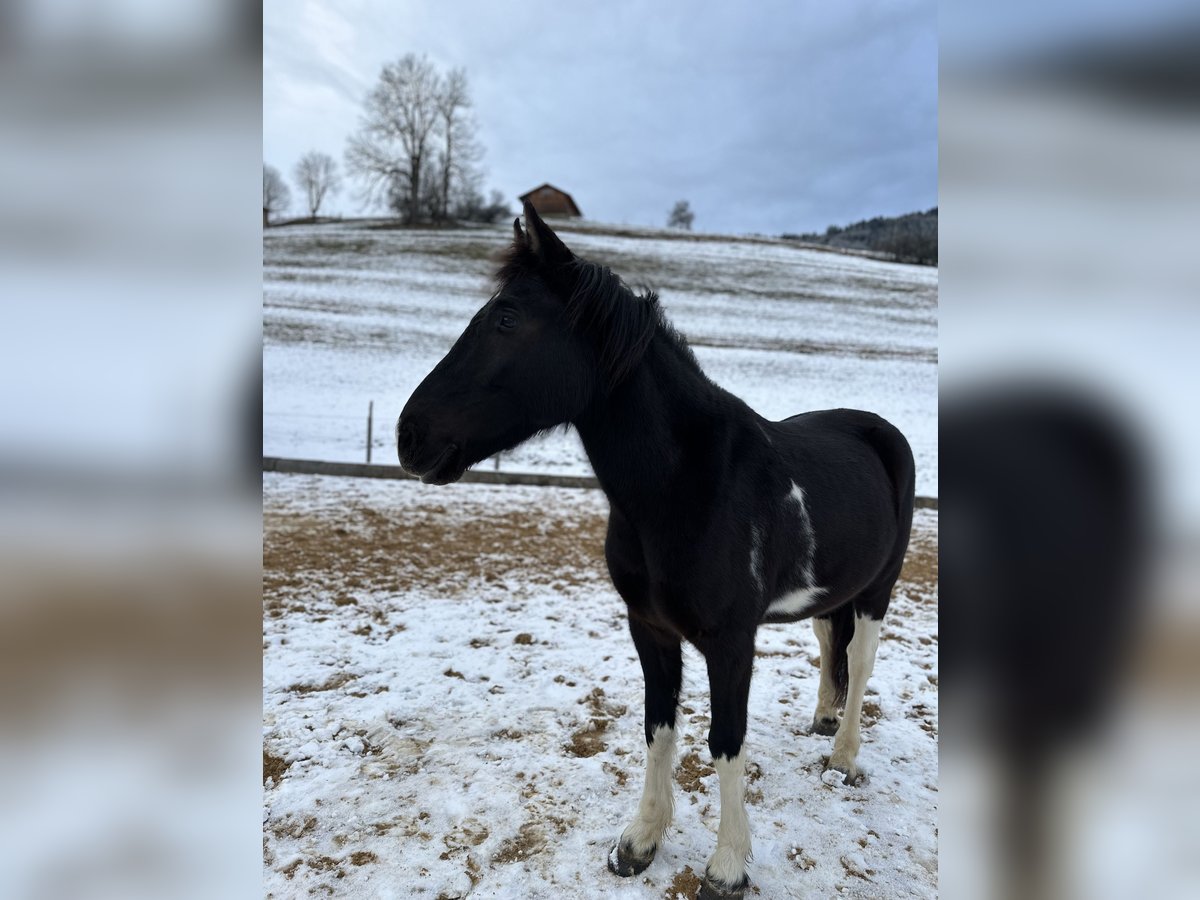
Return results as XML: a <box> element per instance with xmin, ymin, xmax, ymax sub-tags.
<box><xmin>697</xmin><ymin>874</ymin><xmax>748</xmax><ymax>899</ymax></box>
<box><xmin>824</xmin><ymin>761</ymin><xmax>859</xmax><ymax>786</ymax></box>
<box><xmin>811</xmin><ymin>715</ymin><xmax>839</xmax><ymax>736</ymax></box>
<box><xmin>607</xmin><ymin>840</ymin><xmax>655</xmax><ymax>877</ymax></box>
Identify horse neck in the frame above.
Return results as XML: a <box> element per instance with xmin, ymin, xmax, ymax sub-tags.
<box><xmin>573</xmin><ymin>330</ymin><xmax>733</xmax><ymax>517</ymax></box>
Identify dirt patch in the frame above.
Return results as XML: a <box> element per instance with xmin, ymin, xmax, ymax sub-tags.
<box><xmin>263</xmin><ymin>748</ymin><xmax>290</xmax><ymax>784</ymax></box>
<box><xmin>787</xmin><ymin>847</ymin><xmax>817</xmax><ymax>871</ymax></box>
<box><xmin>263</xmin><ymin>500</ymin><xmax>607</xmax><ymax>612</ymax></box>
<box><xmin>840</xmin><ymin>855</ymin><xmax>874</xmax><ymax>881</ymax></box>
<box><xmin>349</xmin><ymin>851</ymin><xmax>377</xmax><ymax>866</ymax></box>
<box><xmin>675</xmin><ymin>752</ymin><xmax>715</xmax><ymax>793</ymax></box>
<box><xmin>271</xmin><ymin>815</ymin><xmax>317</xmax><ymax>841</ymax></box>
<box><xmin>899</xmin><ymin>531</ymin><xmax>938</xmax><ymax>600</ymax></box>
<box><xmin>665</xmin><ymin>866</ymin><xmax>703</xmax><ymax>899</ymax></box>
<box><xmin>308</xmin><ymin>855</ymin><xmax>345</xmax><ymax>878</ymax></box>
<box><xmin>287</xmin><ymin>671</ymin><xmax>357</xmax><ymax>694</ymax></box>
<box><xmin>279</xmin><ymin>858</ymin><xmax>303</xmax><ymax>879</ymax></box>
<box><xmin>264</xmin><ymin>482</ymin><xmax>935</xmax><ymax>628</ymax></box>
<box><xmin>441</xmin><ymin>819</ymin><xmax>490</xmax><ymax>856</ymax></box>
<box><xmin>565</xmin><ymin>687</ymin><xmax>628</xmax><ymax>758</ymax></box>
<box><xmin>602</xmin><ymin>760</ymin><xmax>629</xmax><ymax>786</ymax></box>
<box><xmin>513</xmin><ymin>632</ymin><xmax>535</xmax><ymax>645</ymax></box>
<box><xmin>491</xmin><ymin>821</ymin><xmax>546</xmax><ymax>864</ymax></box>
<box><xmin>861</xmin><ymin>699</ymin><xmax>882</xmax><ymax>724</ymax></box>
<box><xmin>566</xmin><ymin>718</ymin><xmax>608</xmax><ymax>758</ymax></box>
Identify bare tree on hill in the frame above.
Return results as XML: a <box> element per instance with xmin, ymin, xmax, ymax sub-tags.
<box><xmin>432</xmin><ymin>68</ymin><xmax>483</xmax><ymax>221</ymax></box>
<box><xmin>346</xmin><ymin>55</ymin><xmax>494</xmax><ymax>224</ymax></box>
<box><xmin>293</xmin><ymin>151</ymin><xmax>341</xmax><ymax>219</ymax></box>
<box><xmin>345</xmin><ymin>54</ymin><xmax>441</xmax><ymax>224</ymax></box>
<box><xmin>263</xmin><ymin>165</ymin><xmax>291</xmax><ymax>223</ymax></box>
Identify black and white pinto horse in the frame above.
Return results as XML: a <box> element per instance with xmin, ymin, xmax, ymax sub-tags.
<box><xmin>397</xmin><ymin>203</ymin><xmax>915</xmax><ymax>899</ymax></box>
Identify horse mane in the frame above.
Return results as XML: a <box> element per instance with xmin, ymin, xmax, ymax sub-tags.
<box><xmin>495</xmin><ymin>245</ymin><xmax>699</xmax><ymax>391</ymax></box>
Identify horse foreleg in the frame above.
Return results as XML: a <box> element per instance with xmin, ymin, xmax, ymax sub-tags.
<box><xmin>609</xmin><ymin>620</ymin><xmax>682</xmax><ymax>877</ymax></box>
<box><xmin>698</xmin><ymin>635</ymin><xmax>754</xmax><ymax>900</ymax></box>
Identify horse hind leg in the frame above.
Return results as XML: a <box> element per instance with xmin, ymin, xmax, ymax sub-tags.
<box><xmin>810</xmin><ymin>607</ymin><xmax>853</xmax><ymax>736</ymax></box>
<box><xmin>827</xmin><ymin>601</ymin><xmax>885</xmax><ymax>784</ymax></box>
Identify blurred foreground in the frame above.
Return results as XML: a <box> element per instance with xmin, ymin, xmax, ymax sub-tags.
<box><xmin>0</xmin><ymin>3</ymin><xmax>262</xmax><ymax>899</ymax></box>
<box><xmin>941</xmin><ymin>4</ymin><xmax>1200</xmax><ymax>897</ymax></box>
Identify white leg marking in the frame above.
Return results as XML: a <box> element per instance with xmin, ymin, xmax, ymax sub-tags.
<box><xmin>812</xmin><ymin>617</ymin><xmax>839</xmax><ymax>723</ymax></box>
<box><xmin>830</xmin><ymin>615</ymin><xmax>882</xmax><ymax>779</ymax></box>
<box><xmin>706</xmin><ymin>749</ymin><xmax>752</xmax><ymax>887</ymax></box>
<box><xmin>620</xmin><ymin>725</ymin><xmax>676</xmax><ymax>854</ymax></box>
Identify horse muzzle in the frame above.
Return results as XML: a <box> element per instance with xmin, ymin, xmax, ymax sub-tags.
<box><xmin>396</xmin><ymin>414</ymin><xmax>466</xmax><ymax>485</ymax></box>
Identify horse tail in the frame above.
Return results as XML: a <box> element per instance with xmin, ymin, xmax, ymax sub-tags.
<box><xmin>863</xmin><ymin>420</ymin><xmax>916</xmax><ymax>560</ymax></box>
<box><xmin>827</xmin><ymin>601</ymin><xmax>856</xmax><ymax>706</ymax></box>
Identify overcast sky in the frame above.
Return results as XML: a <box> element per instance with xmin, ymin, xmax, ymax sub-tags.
<box><xmin>264</xmin><ymin>0</ymin><xmax>936</xmax><ymax>235</ymax></box>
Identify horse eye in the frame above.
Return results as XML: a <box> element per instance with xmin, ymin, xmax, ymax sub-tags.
<box><xmin>499</xmin><ymin>313</ymin><xmax>518</xmax><ymax>331</ymax></box>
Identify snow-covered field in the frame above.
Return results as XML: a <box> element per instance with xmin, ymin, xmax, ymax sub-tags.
<box><xmin>263</xmin><ymin>221</ymin><xmax>938</xmax><ymax>497</ymax></box>
<box><xmin>263</xmin><ymin>473</ymin><xmax>938</xmax><ymax>898</ymax></box>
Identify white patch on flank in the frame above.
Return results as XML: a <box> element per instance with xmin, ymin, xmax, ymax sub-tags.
<box><xmin>829</xmin><ymin>614</ymin><xmax>883</xmax><ymax>778</ymax></box>
<box><xmin>786</xmin><ymin>482</ymin><xmax>818</xmax><ymax>585</ymax></box>
<box><xmin>764</xmin><ymin>482</ymin><xmax>825</xmax><ymax>618</ymax></box>
<box><xmin>619</xmin><ymin>725</ymin><xmax>676</xmax><ymax>854</ymax></box>
<box><xmin>748</xmin><ymin>525</ymin><xmax>764</xmax><ymax>596</ymax></box>
<box><xmin>707</xmin><ymin>749</ymin><xmax>752</xmax><ymax>886</ymax></box>
<box><xmin>765</xmin><ymin>584</ymin><xmax>825</xmax><ymax>618</ymax></box>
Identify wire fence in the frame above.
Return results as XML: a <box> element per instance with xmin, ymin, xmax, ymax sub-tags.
<box><xmin>264</xmin><ymin>403</ymin><xmax>938</xmax><ymax>507</ymax></box>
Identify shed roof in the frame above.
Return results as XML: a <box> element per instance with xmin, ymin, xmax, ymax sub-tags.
<box><xmin>518</xmin><ymin>183</ymin><xmax>581</xmax><ymax>217</ymax></box>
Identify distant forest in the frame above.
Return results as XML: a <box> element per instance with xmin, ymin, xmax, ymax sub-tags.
<box><xmin>784</xmin><ymin>207</ymin><xmax>937</xmax><ymax>266</ymax></box>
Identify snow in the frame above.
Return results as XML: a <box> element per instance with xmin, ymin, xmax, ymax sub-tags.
<box><xmin>263</xmin><ymin>222</ymin><xmax>937</xmax><ymax>497</ymax></box>
<box><xmin>263</xmin><ymin>473</ymin><xmax>938</xmax><ymax>898</ymax></box>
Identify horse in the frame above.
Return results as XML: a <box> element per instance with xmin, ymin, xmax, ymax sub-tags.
<box><xmin>397</xmin><ymin>202</ymin><xmax>915</xmax><ymax>899</ymax></box>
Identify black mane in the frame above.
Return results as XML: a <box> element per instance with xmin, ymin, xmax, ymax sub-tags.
<box><xmin>495</xmin><ymin>245</ymin><xmax>698</xmax><ymax>391</ymax></box>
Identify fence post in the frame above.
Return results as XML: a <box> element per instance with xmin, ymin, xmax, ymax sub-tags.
<box><xmin>366</xmin><ymin>400</ymin><xmax>373</xmax><ymax>464</ymax></box>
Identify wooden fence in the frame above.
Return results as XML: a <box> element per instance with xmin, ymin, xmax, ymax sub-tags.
<box><xmin>263</xmin><ymin>456</ymin><xmax>938</xmax><ymax>510</ymax></box>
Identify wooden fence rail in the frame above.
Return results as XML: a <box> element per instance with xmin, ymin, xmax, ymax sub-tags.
<box><xmin>262</xmin><ymin>456</ymin><xmax>938</xmax><ymax>510</ymax></box>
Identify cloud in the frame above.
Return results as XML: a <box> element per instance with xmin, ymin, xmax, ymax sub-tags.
<box><xmin>263</xmin><ymin>1</ymin><xmax>937</xmax><ymax>232</ymax></box>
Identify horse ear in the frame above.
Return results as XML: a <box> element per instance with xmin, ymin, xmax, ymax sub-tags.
<box><xmin>513</xmin><ymin>216</ymin><xmax>525</xmax><ymax>246</ymax></box>
<box><xmin>522</xmin><ymin>200</ymin><xmax>574</xmax><ymax>266</ymax></box>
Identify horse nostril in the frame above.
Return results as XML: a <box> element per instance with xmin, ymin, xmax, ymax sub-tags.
<box><xmin>397</xmin><ymin>417</ymin><xmax>419</xmax><ymax>459</ymax></box>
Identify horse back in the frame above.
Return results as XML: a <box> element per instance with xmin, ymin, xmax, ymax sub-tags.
<box><xmin>773</xmin><ymin>408</ymin><xmax>914</xmax><ymax>516</ymax></box>
<box><xmin>767</xmin><ymin>408</ymin><xmax>915</xmax><ymax>595</ymax></box>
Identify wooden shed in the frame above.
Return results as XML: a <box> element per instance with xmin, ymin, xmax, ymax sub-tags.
<box><xmin>518</xmin><ymin>183</ymin><xmax>582</xmax><ymax>218</ymax></box>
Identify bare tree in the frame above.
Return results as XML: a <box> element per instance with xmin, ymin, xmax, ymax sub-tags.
<box><xmin>432</xmin><ymin>68</ymin><xmax>483</xmax><ymax>221</ymax></box>
<box><xmin>263</xmin><ymin>165</ymin><xmax>291</xmax><ymax>223</ymax></box>
<box><xmin>292</xmin><ymin>151</ymin><xmax>340</xmax><ymax>219</ymax></box>
<box><xmin>668</xmin><ymin>200</ymin><xmax>694</xmax><ymax>230</ymax></box>
<box><xmin>345</xmin><ymin>54</ymin><xmax>440</xmax><ymax>224</ymax></box>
